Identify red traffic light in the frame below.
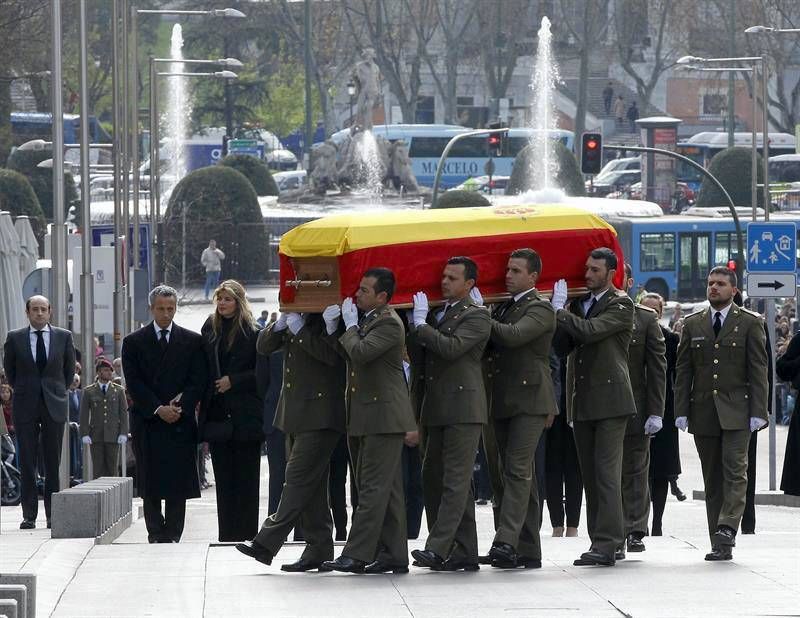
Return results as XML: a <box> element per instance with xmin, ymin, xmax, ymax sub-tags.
<box><xmin>727</xmin><ymin>259</ymin><xmax>737</xmax><ymax>271</ymax></box>
<box><xmin>586</xmin><ymin>139</ymin><xmax>598</xmax><ymax>150</ymax></box>
<box><xmin>488</xmin><ymin>134</ymin><xmax>501</xmax><ymax>146</ymax></box>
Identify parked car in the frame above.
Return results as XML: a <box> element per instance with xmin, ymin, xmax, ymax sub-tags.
<box><xmin>586</xmin><ymin>170</ymin><xmax>641</xmax><ymax>196</ymax></box>
<box><xmin>453</xmin><ymin>175</ymin><xmax>510</xmax><ymax>195</ymax></box>
<box><xmin>596</xmin><ymin>156</ymin><xmax>640</xmax><ymax>177</ymax></box>
<box><xmin>273</xmin><ymin>170</ymin><xmax>308</xmax><ymax>194</ymax></box>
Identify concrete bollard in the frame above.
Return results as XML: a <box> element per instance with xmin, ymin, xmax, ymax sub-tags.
<box><xmin>0</xmin><ymin>586</ymin><xmax>26</xmax><ymax>618</ymax></box>
<box><xmin>50</xmin><ymin>477</ymin><xmax>133</xmax><ymax>540</ymax></box>
<box><xmin>0</xmin><ymin>599</ymin><xmax>17</xmax><ymax>618</ymax></box>
<box><xmin>0</xmin><ymin>575</ymin><xmax>35</xmax><ymax>618</ymax></box>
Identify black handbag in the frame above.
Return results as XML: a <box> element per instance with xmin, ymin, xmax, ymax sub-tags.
<box><xmin>203</xmin><ymin>337</ymin><xmax>233</xmax><ymax>442</ymax></box>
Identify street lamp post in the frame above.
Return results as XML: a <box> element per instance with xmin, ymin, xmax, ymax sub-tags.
<box><xmin>347</xmin><ymin>81</ymin><xmax>356</xmax><ymax>127</ymax></box>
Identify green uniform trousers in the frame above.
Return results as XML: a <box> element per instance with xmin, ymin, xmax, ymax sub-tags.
<box><xmin>422</xmin><ymin>423</ymin><xmax>482</xmax><ymax>561</ymax></box>
<box><xmin>493</xmin><ymin>414</ymin><xmax>548</xmax><ymax>559</ymax></box>
<box><xmin>622</xmin><ymin>432</ymin><xmax>651</xmax><ymax>537</ymax></box>
<box><xmin>90</xmin><ymin>442</ymin><xmax>120</xmax><ymax>479</ymax></box>
<box><xmin>694</xmin><ymin>429</ymin><xmax>751</xmax><ymax>543</ymax></box>
<box><xmin>482</xmin><ymin>421</ymin><xmax>504</xmax><ymax>529</ymax></box>
<box><xmin>343</xmin><ymin>434</ymin><xmax>408</xmax><ymax>564</ymax></box>
<box><xmin>573</xmin><ymin>416</ymin><xmax>628</xmax><ymax>557</ymax></box>
<box><xmin>254</xmin><ymin>429</ymin><xmax>341</xmax><ymax>562</ymax></box>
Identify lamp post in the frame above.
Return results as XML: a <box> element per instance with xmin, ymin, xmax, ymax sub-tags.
<box><xmin>148</xmin><ymin>66</ymin><xmax>238</xmax><ymax>285</ymax></box>
<box><xmin>347</xmin><ymin>81</ymin><xmax>356</xmax><ymax>127</ymax></box>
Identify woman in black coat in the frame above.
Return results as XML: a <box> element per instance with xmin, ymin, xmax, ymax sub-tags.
<box><xmin>776</xmin><ymin>333</ymin><xmax>800</xmax><ymax>496</ymax></box>
<box><xmin>199</xmin><ymin>280</ymin><xmax>264</xmax><ymax>541</ymax></box>
<box><xmin>641</xmin><ymin>294</ymin><xmax>682</xmax><ymax>536</ymax></box>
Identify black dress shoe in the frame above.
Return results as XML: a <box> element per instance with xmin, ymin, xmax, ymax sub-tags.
<box><xmin>322</xmin><ymin>556</ymin><xmax>366</xmax><ymax>573</ymax></box>
<box><xmin>626</xmin><ymin>534</ymin><xmax>646</xmax><ymax>552</ymax></box>
<box><xmin>705</xmin><ymin>545</ymin><xmax>733</xmax><ymax>561</ymax></box>
<box><xmin>573</xmin><ymin>550</ymin><xmax>615</xmax><ymax>566</ymax></box>
<box><xmin>670</xmin><ymin>480</ymin><xmax>687</xmax><ymax>501</ymax></box>
<box><xmin>488</xmin><ymin>542</ymin><xmax>518</xmax><ymax>568</ymax></box>
<box><xmin>235</xmin><ymin>541</ymin><xmax>274</xmax><ymax>566</ymax></box>
<box><xmin>365</xmin><ymin>560</ymin><xmax>409</xmax><ymax>574</ymax></box>
<box><xmin>411</xmin><ymin>549</ymin><xmax>445</xmax><ymax>570</ymax></box>
<box><xmin>477</xmin><ymin>554</ymin><xmax>492</xmax><ymax>565</ymax></box>
<box><xmin>19</xmin><ymin>519</ymin><xmax>35</xmax><ymax>530</ymax></box>
<box><xmin>441</xmin><ymin>559</ymin><xmax>480</xmax><ymax>572</ymax></box>
<box><xmin>516</xmin><ymin>557</ymin><xmax>542</xmax><ymax>569</ymax></box>
<box><xmin>281</xmin><ymin>558</ymin><xmax>331</xmax><ymax>573</ymax></box>
<box><xmin>614</xmin><ymin>548</ymin><xmax>626</xmax><ymax>561</ymax></box>
<box><xmin>712</xmin><ymin>526</ymin><xmax>736</xmax><ymax>547</ymax></box>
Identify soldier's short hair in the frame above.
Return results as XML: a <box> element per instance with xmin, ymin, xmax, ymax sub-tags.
<box><xmin>589</xmin><ymin>247</ymin><xmax>618</xmax><ymax>271</ymax></box>
<box><xmin>363</xmin><ymin>267</ymin><xmax>396</xmax><ymax>301</ymax></box>
<box><xmin>447</xmin><ymin>256</ymin><xmax>478</xmax><ymax>283</ymax></box>
<box><xmin>148</xmin><ymin>284</ymin><xmax>178</xmax><ymax>307</ymax></box>
<box><xmin>708</xmin><ymin>265</ymin><xmax>737</xmax><ymax>287</ymax></box>
<box><xmin>510</xmin><ymin>248</ymin><xmax>542</xmax><ymax>275</ymax></box>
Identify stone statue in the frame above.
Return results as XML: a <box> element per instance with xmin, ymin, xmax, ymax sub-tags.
<box><xmin>352</xmin><ymin>48</ymin><xmax>380</xmax><ymax>131</ymax></box>
<box><xmin>386</xmin><ymin>140</ymin><xmax>419</xmax><ymax>194</ymax></box>
<box><xmin>310</xmin><ymin>140</ymin><xmax>339</xmax><ymax>195</ymax></box>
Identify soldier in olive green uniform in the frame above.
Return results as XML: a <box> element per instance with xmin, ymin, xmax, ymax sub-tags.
<box><xmin>551</xmin><ymin>247</ymin><xmax>635</xmax><ymax>567</ymax></box>
<box><xmin>674</xmin><ymin>266</ymin><xmax>768</xmax><ymax>561</ymax></box>
<box><xmin>323</xmin><ymin>268</ymin><xmax>417</xmax><ymax>574</ymax></box>
<box><xmin>79</xmin><ymin>358</ymin><xmax>129</xmax><ymax>478</ymax></box>
<box><xmin>235</xmin><ymin>312</ymin><xmax>346</xmax><ymax>572</ymax></box>
<box><xmin>621</xmin><ymin>264</ymin><xmax>667</xmax><ymax>553</ymax></box>
<box><xmin>483</xmin><ymin>249</ymin><xmax>558</xmax><ymax>569</ymax></box>
<box><xmin>408</xmin><ymin>257</ymin><xmax>491</xmax><ymax>572</ymax></box>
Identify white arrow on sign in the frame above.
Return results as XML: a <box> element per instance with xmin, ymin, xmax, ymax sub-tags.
<box><xmin>746</xmin><ymin>272</ymin><xmax>798</xmax><ymax>298</ymax></box>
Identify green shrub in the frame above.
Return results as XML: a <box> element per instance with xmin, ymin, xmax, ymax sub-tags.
<box><xmin>696</xmin><ymin>146</ymin><xmax>764</xmax><ymax>209</ymax></box>
<box><xmin>218</xmin><ymin>154</ymin><xmax>279</xmax><ymax>196</ymax></box>
<box><xmin>434</xmin><ymin>189</ymin><xmax>491</xmax><ymax>209</ymax></box>
<box><xmin>6</xmin><ymin>147</ymin><xmax>80</xmax><ymax>223</ymax></box>
<box><xmin>506</xmin><ymin>141</ymin><xmax>586</xmax><ymax>196</ymax></box>
<box><xmin>163</xmin><ymin>166</ymin><xmax>268</xmax><ymax>284</ymax></box>
<box><xmin>0</xmin><ymin>169</ymin><xmax>47</xmax><ymax>240</ymax></box>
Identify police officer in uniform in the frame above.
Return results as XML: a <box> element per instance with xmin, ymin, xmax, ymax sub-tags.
<box><xmin>483</xmin><ymin>248</ymin><xmax>558</xmax><ymax>569</ymax></box>
<box><xmin>79</xmin><ymin>358</ymin><xmax>129</xmax><ymax>478</ymax></box>
<box><xmin>408</xmin><ymin>256</ymin><xmax>491</xmax><ymax>571</ymax></box>
<box><xmin>674</xmin><ymin>266</ymin><xmax>768</xmax><ymax>561</ymax></box>
<box><xmin>621</xmin><ymin>264</ymin><xmax>666</xmax><ymax>553</ymax></box>
<box><xmin>551</xmin><ymin>247</ymin><xmax>635</xmax><ymax>567</ymax></box>
<box><xmin>323</xmin><ymin>268</ymin><xmax>417</xmax><ymax>574</ymax></box>
<box><xmin>236</xmin><ymin>312</ymin><xmax>346</xmax><ymax>571</ymax></box>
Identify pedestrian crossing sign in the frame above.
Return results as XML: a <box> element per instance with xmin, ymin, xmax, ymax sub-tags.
<box><xmin>746</xmin><ymin>222</ymin><xmax>797</xmax><ymax>273</ymax></box>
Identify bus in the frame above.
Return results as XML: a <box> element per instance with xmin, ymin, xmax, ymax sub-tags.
<box><xmin>609</xmin><ymin>208</ymin><xmax>800</xmax><ymax>302</ymax></box>
<box><xmin>676</xmin><ymin>131</ymin><xmax>796</xmax><ymax>193</ymax></box>
<box><xmin>328</xmin><ymin>124</ymin><xmax>575</xmax><ymax>188</ymax></box>
<box><xmin>10</xmin><ymin>112</ymin><xmax>112</xmax><ymax>146</ymax></box>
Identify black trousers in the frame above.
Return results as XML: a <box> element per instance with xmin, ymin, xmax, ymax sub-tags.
<box><xmin>329</xmin><ymin>434</ymin><xmax>350</xmax><ymax>540</ymax></box>
<box><xmin>264</xmin><ymin>429</ymin><xmax>287</xmax><ymax>515</ymax></box>
<box><xmin>143</xmin><ymin>496</ymin><xmax>186</xmax><ymax>542</ymax></box>
<box><xmin>742</xmin><ymin>431</ymin><xmax>758</xmax><ymax>533</ymax></box>
<box><xmin>209</xmin><ymin>440</ymin><xmax>262</xmax><ymax>542</ymax></box>
<box><xmin>16</xmin><ymin>396</ymin><xmax>64</xmax><ymax>522</ymax></box>
<box><xmin>402</xmin><ymin>444</ymin><xmax>424</xmax><ymax>539</ymax></box>
<box><xmin>545</xmin><ymin>412</ymin><xmax>583</xmax><ymax>528</ymax></box>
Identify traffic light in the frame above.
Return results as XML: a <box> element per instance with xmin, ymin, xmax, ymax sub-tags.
<box><xmin>487</xmin><ymin>121</ymin><xmax>506</xmax><ymax>157</ymax></box>
<box><xmin>581</xmin><ymin>132</ymin><xmax>603</xmax><ymax>175</ymax></box>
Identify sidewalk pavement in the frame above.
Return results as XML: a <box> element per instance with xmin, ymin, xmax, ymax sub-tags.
<box><xmin>2</xmin><ymin>427</ymin><xmax>798</xmax><ymax>617</ymax></box>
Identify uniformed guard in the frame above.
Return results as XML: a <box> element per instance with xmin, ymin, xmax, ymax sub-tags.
<box><xmin>551</xmin><ymin>247</ymin><xmax>635</xmax><ymax>567</ymax></box>
<box><xmin>79</xmin><ymin>357</ymin><xmax>129</xmax><ymax>478</ymax></box>
<box><xmin>236</xmin><ymin>312</ymin><xmax>346</xmax><ymax>572</ymax></box>
<box><xmin>674</xmin><ymin>266</ymin><xmax>768</xmax><ymax>561</ymax></box>
<box><xmin>483</xmin><ymin>248</ymin><xmax>558</xmax><ymax>569</ymax></box>
<box><xmin>408</xmin><ymin>256</ymin><xmax>491</xmax><ymax>572</ymax></box>
<box><xmin>323</xmin><ymin>267</ymin><xmax>417</xmax><ymax>574</ymax></box>
<box><xmin>621</xmin><ymin>263</ymin><xmax>666</xmax><ymax>554</ymax></box>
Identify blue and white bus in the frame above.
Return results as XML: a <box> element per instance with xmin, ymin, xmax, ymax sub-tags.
<box><xmin>609</xmin><ymin>208</ymin><xmax>800</xmax><ymax>301</ymax></box>
<box><xmin>329</xmin><ymin>124</ymin><xmax>575</xmax><ymax>188</ymax></box>
<box><xmin>10</xmin><ymin>112</ymin><xmax>111</xmax><ymax>146</ymax></box>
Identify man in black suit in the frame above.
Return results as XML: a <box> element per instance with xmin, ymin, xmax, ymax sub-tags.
<box><xmin>122</xmin><ymin>285</ymin><xmax>207</xmax><ymax>543</ymax></box>
<box><xmin>3</xmin><ymin>295</ymin><xmax>76</xmax><ymax>529</ymax></box>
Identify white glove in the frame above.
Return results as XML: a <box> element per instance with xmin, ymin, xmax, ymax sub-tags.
<box><xmin>412</xmin><ymin>292</ymin><xmax>429</xmax><ymax>327</ymax></box>
<box><xmin>550</xmin><ymin>279</ymin><xmax>568</xmax><ymax>310</ymax></box>
<box><xmin>82</xmin><ymin>436</ymin><xmax>92</xmax><ymax>445</ymax></box>
<box><xmin>644</xmin><ymin>415</ymin><xmax>663</xmax><ymax>435</ymax></box>
<box><xmin>323</xmin><ymin>304</ymin><xmax>341</xmax><ymax>335</ymax></box>
<box><xmin>117</xmin><ymin>434</ymin><xmax>128</xmax><ymax>444</ymax></box>
<box><xmin>750</xmin><ymin>417</ymin><xmax>767</xmax><ymax>432</ymax></box>
<box><xmin>273</xmin><ymin>312</ymin><xmax>288</xmax><ymax>331</ymax></box>
<box><xmin>675</xmin><ymin>416</ymin><xmax>688</xmax><ymax>432</ymax></box>
<box><xmin>470</xmin><ymin>286</ymin><xmax>484</xmax><ymax>306</ymax></box>
<box><xmin>286</xmin><ymin>312</ymin><xmax>305</xmax><ymax>335</ymax></box>
<box><xmin>341</xmin><ymin>298</ymin><xmax>359</xmax><ymax>329</ymax></box>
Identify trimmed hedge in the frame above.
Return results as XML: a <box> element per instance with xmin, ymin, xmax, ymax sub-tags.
<box><xmin>434</xmin><ymin>190</ymin><xmax>491</xmax><ymax>209</ymax></box>
<box><xmin>218</xmin><ymin>154</ymin><xmax>279</xmax><ymax>197</ymax></box>
<box><xmin>506</xmin><ymin>141</ymin><xmax>586</xmax><ymax>196</ymax></box>
<box><xmin>696</xmin><ymin>146</ymin><xmax>764</xmax><ymax>209</ymax></box>
<box><xmin>6</xmin><ymin>147</ymin><xmax>80</xmax><ymax>223</ymax></box>
<box><xmin>0</xmin><ymin>169</ymin><xmax>47</xmax><ymax>239</ymax></box>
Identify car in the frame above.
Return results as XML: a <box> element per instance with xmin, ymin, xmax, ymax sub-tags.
<box><xmin>452</xmin><ymin>175</ymin><xmax>510</xmax><ymax>195</ymax></box>
<box><xmin>606</xmin><ymin>181</ymin><xmax>696</xmax><ymax>212</ymax></box>
<box><xmin>586</xmin><ymin>170</ymin><xmax>641</xmax><ymax>196</ymax></box>
<box><xmin>596</xmin><ymin>156</ymin><xmax>641</xmax><ymax>177</ymax></box>
<box><xmin>273</xmin><ymin>170</ymin><xmax>308</xmax><ymax>193</ymax></box>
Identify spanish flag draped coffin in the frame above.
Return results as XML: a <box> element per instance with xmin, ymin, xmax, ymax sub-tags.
<box><xmin>278</xmin><ymin>204</ymin><xmax>625</xmax><ymax>311</ymax></box>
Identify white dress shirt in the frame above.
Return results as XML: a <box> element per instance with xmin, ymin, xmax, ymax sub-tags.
<box><xmin>153</xmin><ymin>321</ymin><xmax>174</xmax><ymax>343</ymax></box>
<box><xmin>513</xmin><ymin>287</ymin><xmax>536</xmax><ymax>302</ymax></box>
<box><xmin>582</xmin><ymin>289</ymin><xmax>609</xmax><ymax>316</ymax></box>
<box><xmin>29</xmin><ymin>323</ymin><xmax>51</xmax><ymax>360</ymax></box>
<box><xmin>711</xmin><ymin>303</ymin><xmax>733</xmax><ymax>329</ymax></box>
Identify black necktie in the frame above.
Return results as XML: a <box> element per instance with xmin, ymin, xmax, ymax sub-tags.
<box><xmin>35</xmin><ymin>330</ymin><xmax>47</xmax><ymax>373</ymax></box>
<box><xmin>159</xmin><ymin>329</ymin><xmax>169</xmax><ymax>352</ymax></box>
<box><xmin>586</xmin><ymin>297</ymin><xmax>598</xmax><ymax>318</ymax></box>
<box><xmin>101</xmin><ymin>383</ymin><xmax>107</xmax><ymax>396</ymax></box>
<box><xmin>713</xmin><ymin>312</ymin><xmax>722</xmax><ymax>337</ymax></box>
<box><xmin>495</xmin><ymin>300</ymin><xmax>514</xmax><ymax>321</ymax></box>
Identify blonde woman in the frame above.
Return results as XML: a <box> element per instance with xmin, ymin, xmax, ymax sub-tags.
<box><xmin>199</xmin><ymin>280</ymin><xmax>264</xmax><ymax>542</ymax></box>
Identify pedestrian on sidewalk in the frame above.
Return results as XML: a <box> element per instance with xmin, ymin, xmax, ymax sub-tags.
<box><xmin>199</xmin><ymin>280</ymin><xmax>264</xmax><ymax>542</ymax></box>
<box><xmin>614</xmin><ymin>96</ymin><xmax>626</xmax><ymax>128</ymax></box>
<box><xmin>201</xmin><ymin>240</ymin><xmax>225</xmax><ymax>300</ymax></box>
<box><xmin>603</xmin><ymin>82</ymin><xmax>614</xmax><ymax>115</ymax></box>
<box><xmin>627</xmin><ymin>101</ymin><xmax>639</xmax><ymax>132</ymax></box>
<box><xmin>775</xmin><ymin>331</ymin><xmax>800</xmax><ymax>496</ymax></box>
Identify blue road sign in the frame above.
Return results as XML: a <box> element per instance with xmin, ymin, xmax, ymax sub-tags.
<box><xmin>747</xmin><ymin>222</ymin><xmax>797</xmax><ymax>273</ymax></box>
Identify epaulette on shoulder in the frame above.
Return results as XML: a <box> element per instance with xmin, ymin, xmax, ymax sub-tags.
<box><xmin>684</xmin><ymin>309</ymin><xmax>706</xmax><ymax>321</ymax></box>
<box><xmin>739</xmin><ymin>306</ymin><xmax>763</xmax><ymax>319</ymax></box>
<box><xmin>635</xmin><ymin>303</ymin><xmax>657</xmax><ymax>314</ymax></box>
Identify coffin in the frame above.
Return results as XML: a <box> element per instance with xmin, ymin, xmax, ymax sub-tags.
<box><xmin>278</xmin><ymin>204</ymin><xmax>625</xmax><ymax>312</ymax></box>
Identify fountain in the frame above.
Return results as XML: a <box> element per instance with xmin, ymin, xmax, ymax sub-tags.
<box><xmin>163</xmin><ymin>24</ymin><xmax>190</xmax><ymax>198</ymax></box>
<box><xmin>527</xmin><ymin>16</ymin><xmax>560</xmax><ymax>191</ymax></box>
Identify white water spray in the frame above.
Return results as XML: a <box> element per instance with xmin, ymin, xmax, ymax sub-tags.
<box><xmin>164</xmin><ymin>24</ymin><xmax>190</xmax><ymax>196</ymax></box>
<box><xmin>528</xmin><ymin>16</ymin><xmax>560</xmax><ymax>190</ymax></box>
